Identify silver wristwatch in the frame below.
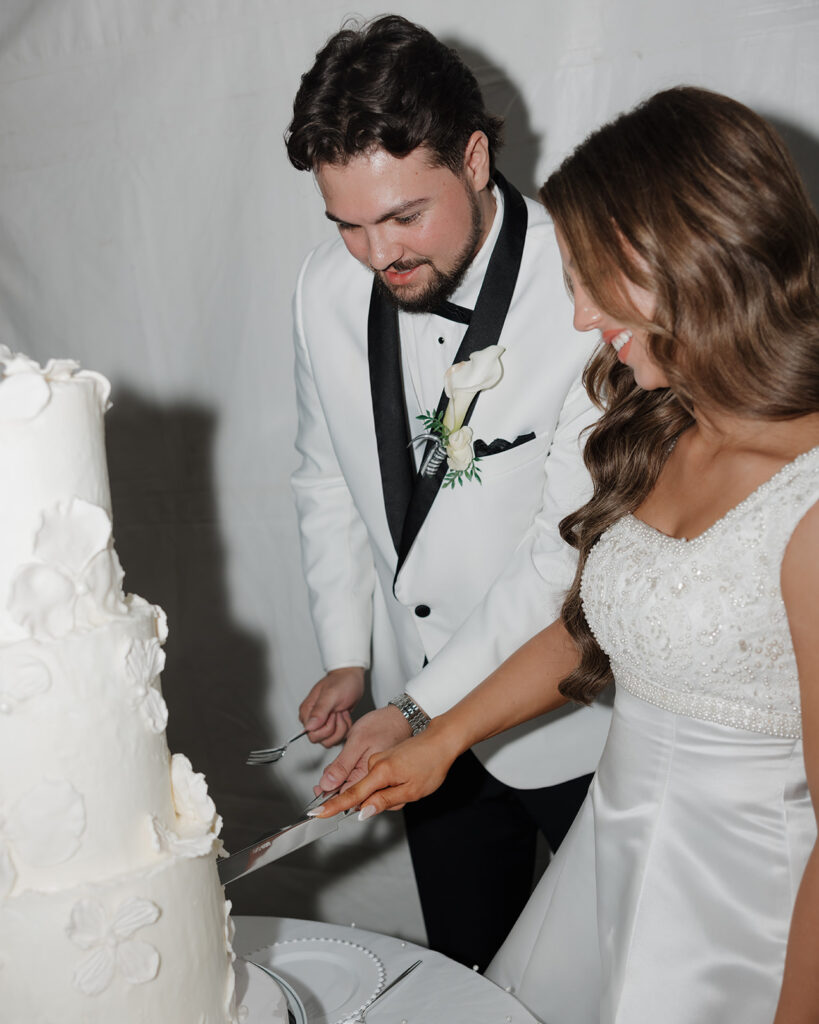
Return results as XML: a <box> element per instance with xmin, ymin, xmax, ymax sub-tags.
<box><xmin>388</xmin><ymin>692</ymin><xmax>431</xmax><ymax>735</ymax></box>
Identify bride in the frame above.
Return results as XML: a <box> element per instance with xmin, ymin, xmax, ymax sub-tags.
<box><xmin>313</xmin><ymin>87</ymin><xmax>819</xmax><ymax>1024</ymax></box>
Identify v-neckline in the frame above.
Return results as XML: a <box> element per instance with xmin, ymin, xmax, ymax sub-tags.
<box><xmin>630</xmin><ymin>443</ymin><xmax>819</xmax><ymax>544</ymax></box>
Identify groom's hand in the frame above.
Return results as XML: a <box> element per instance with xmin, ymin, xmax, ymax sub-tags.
<box><xmin>299</xmin><ymin>666</ymin><xmax>365</xmax><ymax>747</ymax></box>
<box><xmin>315</xmin><ymin>705</ymin><xmax>412</xmax><ymax>794</ymax></box>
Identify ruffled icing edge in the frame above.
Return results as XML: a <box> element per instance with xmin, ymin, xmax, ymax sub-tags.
<box><xmin>0</xmin><ymin>344</ymin><xmax>111</xmax><ymax>421</ymax></box>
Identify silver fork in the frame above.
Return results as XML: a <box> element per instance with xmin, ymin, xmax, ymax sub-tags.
<box><xmin>302</xmin><ymin>787</ymin><xmax>342</xmax><ymax>814</ymax></box>
<box><xmin>348</xmin><ymin>959</ymin><xmax>422</xmax><ymax>1022</ymax></box>
<box><xmin>246</xmin><ymin>729</ymin><xmax>308</xmax><ymax>766</ymax></box>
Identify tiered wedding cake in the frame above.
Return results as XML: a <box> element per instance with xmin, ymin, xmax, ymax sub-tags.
<box><xmin>0</xmin><ymin>348</ymin><xmax>284</xmax><ymax>1022</ymax></box>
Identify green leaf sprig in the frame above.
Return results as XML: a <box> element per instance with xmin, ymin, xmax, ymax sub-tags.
<box><xmin>416</xmin><ymin>410</ymin><xmax>482</xmax><ymax>488</ymax></box>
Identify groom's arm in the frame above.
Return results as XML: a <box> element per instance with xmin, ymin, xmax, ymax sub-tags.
<box><xmin>291</xmin><ymin>252</ymin><xmax>375</xmax><ymax>742</ymax></box>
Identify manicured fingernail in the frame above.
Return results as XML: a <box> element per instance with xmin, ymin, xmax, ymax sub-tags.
<box><xmin>306</xmin><ymin>809</ymin><xmax>322</xmax><ymax>818</ymax></box>
<box><xmin>358</xmin><ymin>805</ymin><xmax>377</xmax><ymax>822</ymax></box>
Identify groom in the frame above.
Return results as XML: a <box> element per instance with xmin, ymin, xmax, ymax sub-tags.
<box><xmin>286</xmin><ymin>15</ymin><xmax>611</xmax><ymax>969</ymax></box>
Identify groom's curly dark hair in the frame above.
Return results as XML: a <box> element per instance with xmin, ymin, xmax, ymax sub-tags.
<box><xmin>285</xmin><ymin>15</ymin><xmax>504</xmax><ymax>176</ymax></box>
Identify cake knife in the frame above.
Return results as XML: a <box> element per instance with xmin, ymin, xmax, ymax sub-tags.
<box><xmin>217</xmin><ymin>802</ymin><xmax>356</xmax><ymax>886</ymax></box>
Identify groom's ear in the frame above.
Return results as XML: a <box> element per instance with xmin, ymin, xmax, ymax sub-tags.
<box><xmin>462</xmin><ymin>131</ymin><xmax>491</xmax><ymax>192</ymax></box>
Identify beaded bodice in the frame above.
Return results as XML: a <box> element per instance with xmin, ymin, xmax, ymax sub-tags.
<box><xmin>581</xmin><ymin>447</ymin><xmax>819</xmax><ymax>737</ymax></box>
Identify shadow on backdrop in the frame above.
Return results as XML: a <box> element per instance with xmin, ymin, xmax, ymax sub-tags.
<box><xmin>105</xmin><ymin>391</ymin><xmax>405</xmax><ymax>919</ymax></box>
<box><xmin>446</xmin><ymin>35</ymin><xmax>542</xmax><ymax>199</ymax></box>
<box><xmin>768</xmin><ymin>116</ymin><xmax>819</xmax><ymax>213</ymax></box>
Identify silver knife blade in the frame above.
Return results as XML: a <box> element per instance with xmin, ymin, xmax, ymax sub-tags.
<box><xmin>217</xmin><ymin>806</ymin><xmax>355</xmax><ymax>886</ymax></box>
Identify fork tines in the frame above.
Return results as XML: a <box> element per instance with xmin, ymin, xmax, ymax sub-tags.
<box><xmin>245</xmin><ymin>747</ymin><xmax>286</xmax><ymax>765</ymax></box>
<box><xmin>245</xmin><ymin>729</ymin><xmax>308</xmax><ymax>766</ymax></box>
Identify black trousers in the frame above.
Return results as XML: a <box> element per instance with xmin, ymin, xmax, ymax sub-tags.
<box><xmin>403</xmin><ymin>748</ymin><xmax>592</xmax><ymax>971</ymax></box>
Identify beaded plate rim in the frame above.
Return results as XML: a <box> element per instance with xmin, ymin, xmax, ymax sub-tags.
<box><xmin>248</xmin><ymin>936</ymin><xmax>386</xmax><ymax>1024</ymax></box>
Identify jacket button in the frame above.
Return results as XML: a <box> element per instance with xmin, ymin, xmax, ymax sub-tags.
<box><xmin>414</xmin><ymin>604</ymin><xmax>431</xmax><ymax>618</ymax></box>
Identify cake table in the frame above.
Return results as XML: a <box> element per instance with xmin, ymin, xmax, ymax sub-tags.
<box><xmin>234</xmin><ymin>916</ymin><xmax>538</xmax><ymax>1024</ymax></box>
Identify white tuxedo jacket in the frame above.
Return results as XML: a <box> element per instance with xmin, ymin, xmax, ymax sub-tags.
<box><xmin>292</xmin><ymin>178</ymin><xmax>611</xmax><ymax>789</ymax></box>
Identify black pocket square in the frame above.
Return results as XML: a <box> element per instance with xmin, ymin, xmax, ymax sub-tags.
<box><xmin>473</xmin><ymin>432</ymin><xmax>536</xmax><ymax>458</ymax></box>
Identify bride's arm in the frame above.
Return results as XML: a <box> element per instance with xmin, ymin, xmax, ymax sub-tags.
<box><xmin>313</xmin><ymin>617</ymin><xmax>579</xmax><ymax>818</ymax></box>
<box><xmin>774</xmin><ymin>500</ymin><xmax>819</xmax><ymax>1023</ymax></box>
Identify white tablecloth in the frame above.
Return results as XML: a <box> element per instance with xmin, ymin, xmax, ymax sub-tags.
<box><xmin>233</xmin><ymin>916</ymin><xmax>538</xmax><ymax>1024</ymax></box>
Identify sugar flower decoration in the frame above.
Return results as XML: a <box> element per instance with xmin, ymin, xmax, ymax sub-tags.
<box><xmin>0</xmin><ymin>779</ymin><xmax>86</xmax><ymax>900</ymax></box>
<box><xmin>68</xmin><ymin>898</ymin><xmax>160</xmax><ymax>996</ymax></box>
<box><xmin>150</xmin><ymin>754</ymin><xmax>223</xmax><ymax>858</ymax></box>
<box><xmin>153</xmin><ymin>604</ymin><xmax>169</xmax><ymax>643</ymax></box>
<box><xmin>0</xmin><ymin>366</ymin><xmax>51</xmax><ymax>420</ymax></box>
<box><xmin>9</xmin><ymin>498</ymin><xmax>126</xmax><ymax>638</ymax></box>
<box><xmin>125</xmin><ymin>638</ymin><xmax>168</xmax><ymax>733</ymax></box>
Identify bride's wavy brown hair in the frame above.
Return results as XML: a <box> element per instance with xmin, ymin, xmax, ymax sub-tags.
<box><xmin>540</xmin><ymin>86</ymin><xmax>819</xmax><ymax>704</ymax></box>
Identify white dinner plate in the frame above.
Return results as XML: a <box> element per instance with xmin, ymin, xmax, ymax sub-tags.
<box><xmin>250</xmin><ymin>964</ymin><xmax>310</xmax><ymax>1024</ymax></box>
<box><xmin>234</xmin><ymin>958</ymin><xmax>305</xmax><ymax>1023</ymax></box>
<box><xmin>250</xmin><ymin>936</ymin><xmax>386</xmax><ymax>1024</ymax></box>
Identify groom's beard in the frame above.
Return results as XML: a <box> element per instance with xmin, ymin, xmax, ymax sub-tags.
<box><xmin>373</xmin><ymin>187</ymin><xmax>483</xmax><ymax>314</ymax></box>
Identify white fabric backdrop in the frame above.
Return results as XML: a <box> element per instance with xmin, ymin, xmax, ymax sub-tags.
<box><xmin>1</xmin><ymin>0</ymin><xmax>817</xmax><ymax>943</ymax></box>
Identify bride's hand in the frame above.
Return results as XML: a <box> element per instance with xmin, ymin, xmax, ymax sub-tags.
<box><xmin>310</xmin><ymin>720</ymin><xmax>459</xmax><ymax>819</ymax></box>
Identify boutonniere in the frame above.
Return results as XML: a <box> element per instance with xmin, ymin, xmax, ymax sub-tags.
<box><xmin>411</xmin><ymin>345</ymin><xmax>505</xmax><ymax>487</ymax></box>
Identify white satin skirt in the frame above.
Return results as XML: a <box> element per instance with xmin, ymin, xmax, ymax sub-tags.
<box><xmin>487</xmin><ymin>687</ymin><xmax>815</xmax><ymax>1024</ymax></box>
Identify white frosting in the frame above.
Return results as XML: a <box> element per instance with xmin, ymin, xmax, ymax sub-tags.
<box><xmin>1</xmin><ymin>853</ymin><xmax>240</xmax><ymax>1021</ymax></box>
<box><xmin>0</xmin><ymin>347</ymin><xmax>112</xmax><ymax>644</ymax></box>
<box><xmin>0</xmin><ymin>348</ymin><xmax>283</xmax><ymax>1023</ymax></box>
<box><xmin>0</xmin><ymin>645</ymin><xmax>52</xmax><ymax>713</ymax></box>
<box><xmin>2</xmin><ymin>610</ymin><xmax>178</xmax><ymax>894</ymax></box>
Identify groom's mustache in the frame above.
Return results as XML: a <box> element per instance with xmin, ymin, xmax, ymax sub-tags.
<box><xmin>373</xmin><ymin>257</ymin><xmax>432</xmax><ymax>274</ymax></box>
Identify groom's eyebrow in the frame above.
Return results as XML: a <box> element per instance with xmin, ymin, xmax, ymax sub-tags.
<box><xmin>324</xmin><ymin>197</ymin><xmax>428</xmax><ymax>226</ymax></box>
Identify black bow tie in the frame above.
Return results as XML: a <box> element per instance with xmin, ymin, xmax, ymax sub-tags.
<box><xmin>432</xmin><ymin>300</ymin><xmax>472</xmax><ymax>325</ymax></box>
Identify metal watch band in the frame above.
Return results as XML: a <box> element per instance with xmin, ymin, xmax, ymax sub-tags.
<box><xmin>388</xmin><ymin>692</ymin><xmax>431</xmax><ymax>736</ymax></box>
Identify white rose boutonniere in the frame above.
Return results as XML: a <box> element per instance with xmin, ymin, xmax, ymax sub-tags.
<box><xmin>445</xmin><ymin>426</ymin><xmax>475</xmax><ymax>473</ymax></box>
<box><xmin>412</xmin><ymin>345</ymin><xmax>505</xmax><ymax>487</ymax></box>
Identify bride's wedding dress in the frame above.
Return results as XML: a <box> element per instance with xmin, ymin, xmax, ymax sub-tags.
<box><xmin>487</xmin><ymin>447</ymin><xmax>819</xmax><ymax>1024</ymax></box>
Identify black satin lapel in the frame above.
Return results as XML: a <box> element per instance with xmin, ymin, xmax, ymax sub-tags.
<box><xmin>394</xmin><ymin>173</ymin><xmax>529</xmax><ymax>576</ymax></box>
<box><xmin>368</xmin><ymin>283</ymin><xmax>415</xmax><ymax>554</ymax></box>
<box><xmin>451</xmin><ymin>173</ymin><xmax>528</xmax><ymax>370</ymax></box>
